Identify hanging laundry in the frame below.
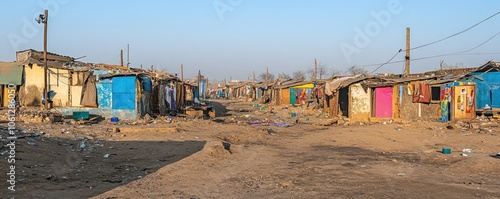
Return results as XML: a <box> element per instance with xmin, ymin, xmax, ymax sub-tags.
<box><xmin>166</xmin><ymin>84</ymin><xmax>172</xmax><ymax>109</ymax></box>
<box><xmin>407</xmin><ymin>83</ymin><xmax>413</xmax><ymax>95</ymax></box>
<box><xmin>186</xmin><ymin>86</ymin><xmax>193</xmax><ymax>101</ymax></box>
<box><xmin>412</xmin><ymin>82</ymin><xmax>431</xmax><ymax>103</ymax></box>
<box><xmin>171</xmin><ymin>86</ymin><xmax>177</xmax><ymax>109</ymax></box>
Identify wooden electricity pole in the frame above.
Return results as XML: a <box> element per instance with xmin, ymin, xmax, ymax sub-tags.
<box><xmin>43</xmin><ymin>10</ymin><xmax>48</xmax><ymax>109</ymax></box>
<box><xmin>127</xmin><ymin>44</ymin><xmax>130</xmax><ymax>68</ymax></box>
<box><xmin>266</xmin><ymin>66</ymin><xmax>269</xmax><ymax>87</ymax></box>
<box><xmin>440</xmin><ymin>60</ymin><xmax>444</xmax><ymax>71</ymax></box>
<box><xmin>404</xmin><ymin>27</ymin><xmax>410</xmax><ymax>77</ymax></box>
<box><xmin>253</xmin><ymin>70</ymin><xmax>255</xmax><ymax>82</ymax></box>
<box><xmin>313</xmin><ymin>58</ymin><xmax>317</xmax><ymax>81</ymax></box>
<box><xmin>120</xmin><ymin>50</ymin><xmax>124</xmax><ymax>66</ymax></box>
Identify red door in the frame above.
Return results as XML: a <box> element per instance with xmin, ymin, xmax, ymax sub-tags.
<box><xmin>375</xmin><ymin>87</ymin><xmax>392</xmax><ymax>118</ymax></box>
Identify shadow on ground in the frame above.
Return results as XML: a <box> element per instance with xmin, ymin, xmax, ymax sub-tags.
<box><xmin>0</xmin><ymin>130</ymin><xmax>205</xmax><ymax>199</ymax></box>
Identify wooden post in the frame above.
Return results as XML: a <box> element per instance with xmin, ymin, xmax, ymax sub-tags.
<box><xmin>120</xmin><ymin>50</ymin><xmax>123</xmax><ymax>66</ymax></box>
<box><xmin>404</xmin><ymin>27</ymin><xmax>410</xmax><ymax>77</ymax></box>
<box><xmin>43</xmin><ymin>9</ymin><xmax>48</xmax><ymax>110</ymax></box>
<box><xmin>140</xmin><ymin>64</ymin><xmax>143</xmax><ymax>70</ymax></box>
<box><xmin>180</xmin><ymin>64</ymin><xmax>184</xmax><ymax>108</ymax></box>
<box><xmin>266</xmin><ymin>66</ymin><xmax>268</xmax><ymax>87</ymax></box>
<box><xmin>198</xmin><ymin>70</ymin><xmax>201</xmax><ymax>100</ymax></box>
<box><xmin>127</xmin><ymin>44</ymin><xmax>130</xmax><ymax>68</ymax></box>
<box><xmin>440</xmin><ymin>60</ymin><xmax>444</xmax><ymax>71</ymax></box>
<box><xmin>313</xmin><ymin>58</ymin><xmax>317</xmax><ymax>81</ymax></box>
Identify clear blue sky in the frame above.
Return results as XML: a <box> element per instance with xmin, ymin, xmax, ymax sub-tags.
<box><xmin>1</xmin><ymin>0</ymin><xmax>499</xmax><ymax>81</ymax></box>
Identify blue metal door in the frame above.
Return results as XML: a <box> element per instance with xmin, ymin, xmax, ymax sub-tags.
<box><xmin>112</xmin><ymin>76</ymin><xmax>136</xmax><ymax>110</ymax></box>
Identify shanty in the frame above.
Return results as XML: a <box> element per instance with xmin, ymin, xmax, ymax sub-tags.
<box><xmin>1</xmin><ymin>2</ymin><xmax>500</xmax><ymax>198</ymax></box>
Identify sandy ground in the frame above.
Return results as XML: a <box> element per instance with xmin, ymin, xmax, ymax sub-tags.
<box><xmin>1</xmin><ymin>99</ymin><xmax>500</xmax><ymax>199</ymax></box>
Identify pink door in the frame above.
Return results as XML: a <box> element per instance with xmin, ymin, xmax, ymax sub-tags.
<box><xmin>375</xmin><ymin>87</ymin><xmax>392</xmax><ymax>118</ymax></box>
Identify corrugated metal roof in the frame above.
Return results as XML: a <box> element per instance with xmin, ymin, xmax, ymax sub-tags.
<box><xmin>0</xmin><ymin>62</ymin><xmax>23</xmax><ymax>85</ymax></box>
<box><xmin>473</xmin><ymin>61</ymin><xmax>500</xmax><ymax>72</ymax></box>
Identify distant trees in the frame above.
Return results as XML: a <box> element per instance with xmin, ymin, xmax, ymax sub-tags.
<box><xmin>442</xmin><ymin>62</ymin><xmax>466</xmax><ymax>69</ymax></box>
<box><xmin>330</xmin><ymin>68</ymin><xmax>343</xmax><ymax>78</ymax></box>
<box><xmin>307</xmin><ymin>63</ymin><xmax>330</xmax><ymax>80</ymax></box>
<box><xmin>292</xmin><ymin>70</ymin><xmax>306</xmax><ymax>80</ymax></box>
<box><xmin>346</xmin><ymin>66</ymin><xmax>368</xmax><ymax>75</ymax></box>
<box><xmin>258</xmin><ymin>73</ymin><xmax>275</xmax><ymax>82</ymax></box>
<box><xmin>262</xmin><ymin>64</ymin><xmax>370</xmax><ymax>82</ymax></box>
<box><xmin>278</xmin><ymin>72</ymin><xmax>291</xmax><ymax>80</ymax></box>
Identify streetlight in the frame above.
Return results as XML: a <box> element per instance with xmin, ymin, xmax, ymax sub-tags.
<box><xmin>36</xmin><ymin>10</ymin><xmax>48</xmax><ymax>109</ymax></box>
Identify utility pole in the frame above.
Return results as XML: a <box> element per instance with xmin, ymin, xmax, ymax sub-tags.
<box><xmin>140</xmin><ymin>64</ymin><xmax>143</xmax><ymax>70</ymax></box>
<box><xmin>404</xmin><ymin>27</ymin><xmax>410</xmax><ymax>77</ymax></box>
<box><xmin>440</xmin><ymin>60</ymin><xmax>444</xmax><ymax>71</ymax></box>
<box><xmin>120</xmin><ymin>49</ymin><xmax>124</xmax><ymax>66</ymax></box>
<box><xmin>36</xmin><ymin>10</ymin><xmax>49</xmax><ymax>109</ymax></box>
<box><xmin>266</xmin><ymin>66</ymin><xmax>269</xmax><ymax>87</ymax></box>
<box><xmin>253</xmin><ymin>70</ymin><xmax>255</xmax><ymax>82</ymax></box>
<box><xmin>313</xmin><ymin>58</ymin><xmax>317</xmax><ymax>81</ymax></box>
<box><xmin>43</xmin><ymin>10</ymin><xmax>48</xmax><ymax>109</ymax></box>
<box><xmin>127</xmin><ymin>44</ymin><xmax>130</xmax><ymax>68</ymax></box>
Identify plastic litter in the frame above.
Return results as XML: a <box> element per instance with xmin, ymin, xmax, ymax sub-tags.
<box><xmin>79</xmin><ymin>141</ymin><xmax>87</xmax><ymax>149</ymax></box>
<box><xmin>462</xmin><ymin>148</ymin><xmax>474</xmax><ymax>153</ymax></box>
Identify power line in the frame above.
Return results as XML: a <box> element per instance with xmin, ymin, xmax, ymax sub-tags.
<box><xmin>408</xmin><ymin>11</ymin><xmax>499</xmax><ymax>51</ymax></box>
<box><xmin>410</xmin><ymin>31</ymin><xmax>500</xmax><ymax>61</ymax></box>
<box><xmin>369</xmin><ymin>49</ymin><xmax>402</xmax><ymax>74</ymax></box>
<box><xmin>360</xmin><ymin>31</ymin><xmax>500</xmax><ymax>68</ymax></box>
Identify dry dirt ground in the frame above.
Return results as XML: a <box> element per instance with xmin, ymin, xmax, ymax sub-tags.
<box><xmin>1</xmin><ymin>99</ymin><xmax>500</xmax><ymax>199</ymax></box>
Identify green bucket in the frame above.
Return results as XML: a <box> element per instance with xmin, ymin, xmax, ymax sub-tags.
<box><xmin>442</xmin><ymin>147</ymin><xmax>451</xmax><ymax>154</ymax></box>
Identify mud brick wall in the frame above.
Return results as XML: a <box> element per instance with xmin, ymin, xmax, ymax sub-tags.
<box><xmin>398</xmin><ymin>84</ymin><xmax>441</xmax><ymax>121</ymax></box>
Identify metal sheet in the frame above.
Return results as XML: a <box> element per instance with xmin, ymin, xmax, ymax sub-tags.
<box><xmin>97</xmin><ymin>79</ymin><xmax>112</xmax><ymax>108</ymax></box>
<box><xmin>112</xmin><ymin>76</ymin><xmax>136</xmax><ymax>110</ymax></box>
<box><xmin>375</xmin><ymin>87</ymin><xmax>393</xmax><ymax>118</ymax></box>
<box><xmin>289</xmin><ymin>88</ymin><xmax>296</xmax><ymax>105</ymax></box>
<box><xmin>0</xmin><ymin>63</ymin><xmax>23</xmax><ymax>85</ymax></box>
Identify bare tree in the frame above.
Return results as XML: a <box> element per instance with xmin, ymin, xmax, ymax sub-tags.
<box><xmin>278</xmin><ymin>72</ymin><xmax>291</xmax><ymax>80</ymax></box>
<box><xmin>292</xmin><ymin>70</ymin><xmax>306</xmax><ymax>80</ymax></box>
<box><xmin>442</xmin><ymin>62</ymin><xmax>466</xmax><ymax>69</ymax></box>
<box><xmin>329</xmin><ymin>68</ymin><xmax>343</xmax><ymax>78</ymax></box>
<box><xmin>346</xmin><ymin>66</ymin><xmax>368</xmax><ymax>75</ymax></box>
<box><xmin>258</xmin><ymin>73</ymin><xmax>275</xmax><ymax>82</ymax></box>
<box><xmin>307</xmin><ymin>63</ymin><xmax>329</xmax><ymax>80</ymax></box>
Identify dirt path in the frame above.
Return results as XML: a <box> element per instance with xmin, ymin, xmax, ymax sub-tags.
<box><xmin>1</xmin><ymin>100</ymin><xmax>500</xmax><ymax>198</ymax></box>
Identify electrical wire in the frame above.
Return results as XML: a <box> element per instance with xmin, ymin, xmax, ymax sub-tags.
<box><xmin>369</xmin><ymin>49</ymin><xmax>402</xmax><ymax>74</ymax></box>
<box><xmin>408</xmin><ymin>11</ymin><xmax>499</xmax><ymax>51</ymax></box>
<box><xmin>408</xmin><ymin>31</ymin><xmax>500</xmax><ymax>61</ymax></box>
<box><xmin>360</xmin><ymin>31</ymin><xmax>500</xmax><ymax>69</ymax></box>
